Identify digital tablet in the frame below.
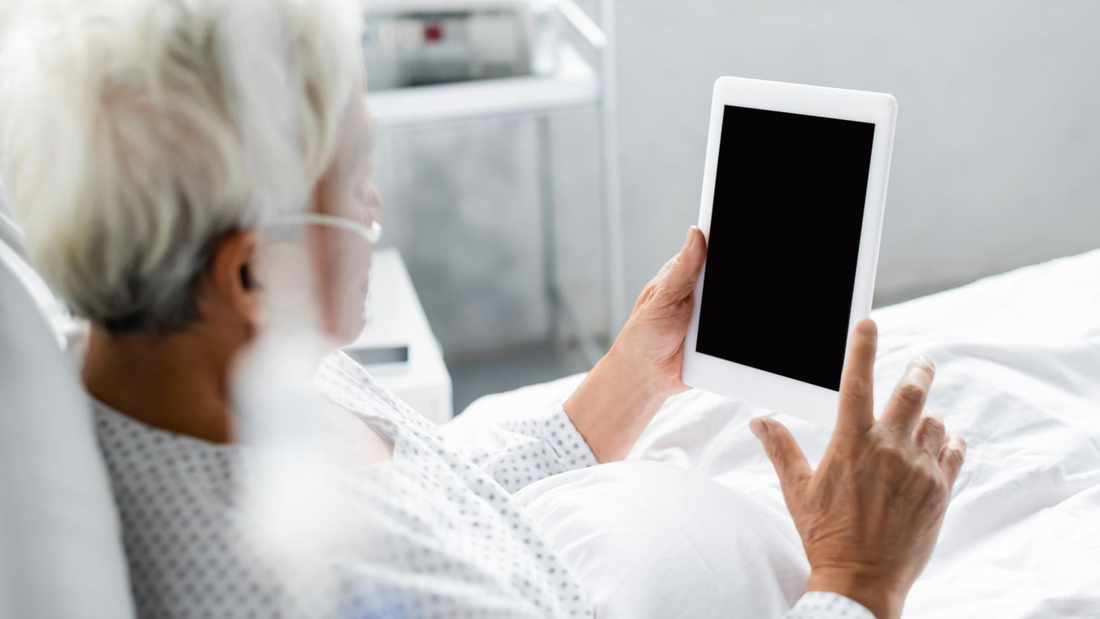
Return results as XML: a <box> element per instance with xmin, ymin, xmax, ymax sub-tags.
<box><xmin>681</xmin><ymin>76</ymin><xmax>897</xmax><ymax>425</ymax></box>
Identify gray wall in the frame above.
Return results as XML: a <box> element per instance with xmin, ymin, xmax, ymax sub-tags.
<box><xmin>375</xmin><ymin>1</ymin><xmax>1100</xmax><ymax>358</ymax></box>
<box><xmin>373</xmin><ymin>112</ymin><xmax>606</xmax><ymax>358</ymax></box>
<box><xmin>618</xmin><ymin>0</ymin><xmax>1100</xmax><ymax>307</ymax></box>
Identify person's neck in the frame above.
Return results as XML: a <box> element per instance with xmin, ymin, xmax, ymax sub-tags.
<box><xmin>82</xmin><ymin>325</ymin><xmax>239</xmax><ymax>444</ymax></box>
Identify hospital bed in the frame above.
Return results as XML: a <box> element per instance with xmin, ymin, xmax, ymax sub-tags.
<box><xmin>448</xmin><ymin>250</ymin><xmax>1100</xmax><ymax>617</ymax></box>
<box><xmin>2</xmin><ymin>211</ymin><xmax>1098</xmax><ymax>616</ymax></box>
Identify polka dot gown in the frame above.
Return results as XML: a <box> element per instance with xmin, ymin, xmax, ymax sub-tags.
<box><xmin>95</xmin><ymin>351</ymin><xmax>872</xmax><ymax>619</ymax></box>
<box><xmin>95</xmin><ymin>352</ymin><xmax>597</xmax><ymax>618</ymax></box>
<box><xmin>787</xmin><ymin>593</ymin><xmax>875</xmax><ymax>618</ymax></box>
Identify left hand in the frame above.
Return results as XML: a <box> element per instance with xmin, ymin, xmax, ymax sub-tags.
<box><xmin>612</xmin><ymin>225</ymin><xmax>708</xmax><ymax>398</ymax></box>
<box><xmin>564</xmin><ymin>226</ymin><xmax>707</xmax><ymax>461</ymax></box>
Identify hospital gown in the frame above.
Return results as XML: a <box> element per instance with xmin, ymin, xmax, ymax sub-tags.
<box><xmin>93</xmin><ymin>351</ymin><xmax>873</xmax><ymax>619</ymax></box>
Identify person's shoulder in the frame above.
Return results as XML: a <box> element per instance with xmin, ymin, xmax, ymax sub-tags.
<box><xmin>318</xmin><ymin>350</ymin><xmax>376</xmax><ymax>387</ymax></box>
<box><xmin>92</xmin><ymin>398</ymin><xmax>232</xmax><ymax>460</ymax></box>
<box><xmin>91</xmin><ymin>398</ymin><xmax>240</xmax><ymax>507</ymax></box>
<box><xmin>316</xmin><ymin>350</ymin><xmax>386</xmax><ymax>406</ymax></box>
<box><xmin>92</xmin><ymin>398</ymin><xmax>187</xmax><ymax>464</ymax></box>
<box><xmin>316</xmin><ymin>351</ymin><xmax>437</xmax><ymax>433</ymax></box>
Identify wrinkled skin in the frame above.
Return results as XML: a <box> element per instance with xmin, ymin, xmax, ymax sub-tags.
<box><xmin>563</xmin><ymin>226</ymin><xmax>706</xmax><ymax>462</ymax></box>
<box><xmin>752</xmin><ymin>319</ymin><xmax>967</xmax><ymax>619</ymax></box>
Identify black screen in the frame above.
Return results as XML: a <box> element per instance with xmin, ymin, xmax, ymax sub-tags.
<box><xmin>696</xmin><ymin>105</ymin><xmax>875</xmax><ymax>391</ymax></box>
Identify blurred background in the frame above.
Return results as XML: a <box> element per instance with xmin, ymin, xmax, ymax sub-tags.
<box><xmin>347</xmin><ymin>0</ymin><xmax>1100</xmax><ymax>416</ymax></box>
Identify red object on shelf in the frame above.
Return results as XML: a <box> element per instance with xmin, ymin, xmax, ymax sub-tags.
<box><xmin>423</xmin><ymin>22</ymin><xmax>443</xmax><ymax>42</ymax></box>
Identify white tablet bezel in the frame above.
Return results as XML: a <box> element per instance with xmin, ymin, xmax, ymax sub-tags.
<box><xmin>681</xmin><ymin>76</ymin><xmax>897</xmax><ymax>426</ymax></box>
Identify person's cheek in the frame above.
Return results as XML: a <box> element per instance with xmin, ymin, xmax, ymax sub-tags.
<box><xmin>319</xmin><ymin>178</ymin><xmax>378</xmax><ymax>344</ymax></box>
<box><xmin>343</xmin><ymin>236</ymin><xmax>372</xmax><ymax>342</ymax></box>
<box><xmin>362</xmin><ymin>181</ymin><xmax>383</xmax><ymax>224</ymax></box>
<box><xmin>311</xmin><ymin>225</ymin><xmax>344</xmax><ymax>342</ymax></box>
<box><xmin>334</xmin><ymin>222</ymin><xmax>373</xmax><ymax>344</ymax></box>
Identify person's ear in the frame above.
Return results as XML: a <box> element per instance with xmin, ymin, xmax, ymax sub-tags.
<box><xmin>205</xmin><ymin>230</ymin><xmax>263</xmax><ymax>332</ymax></box>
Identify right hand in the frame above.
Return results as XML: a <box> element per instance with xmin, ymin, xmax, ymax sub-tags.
<box><xmin>750</xmin><ymin>319</ymin><xmax>966</xmax><ymax>619</ymax></box>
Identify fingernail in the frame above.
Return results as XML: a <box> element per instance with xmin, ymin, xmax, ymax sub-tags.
<box><xmin>856</xmin><ymin>319</ymin><xmax>877</xmax><ymax>338</ymax></box>
<box><xmin>683</xmin><ymin>227</ymin><xmax>695</xmax><ymax>250</ymax></box>
<box><xmin>911</xmin><ymin>355</ymin><xmax>936</xmax><ymax>373</ymax></box>
<box><xmin>749</xmin><ymin>417</ymin><xmax>769</xmax><ymax>440</ymax></box>
<box><xmin>950</xmin><ymin>434</ymin><xmax>967</xmax><ymax>454</ymax></box>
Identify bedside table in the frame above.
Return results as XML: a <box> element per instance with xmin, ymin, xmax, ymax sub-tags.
<box><xmin>343</xmin><ymin>249</ymin><xmax>454</xmax><ymax>424</ymax></box>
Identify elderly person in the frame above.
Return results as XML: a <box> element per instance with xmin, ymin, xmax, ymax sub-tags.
<box><xmin>0</xmin><ymin>1</ymin><xmax>965</xmax><ymax>618</ymax></box>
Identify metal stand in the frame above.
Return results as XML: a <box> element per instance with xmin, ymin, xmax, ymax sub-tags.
<box><xmin>368</xmin><ymin>0</ymin><xmax>625</xmax><ymax>367</ymax></box>
<box><xmin>546</xmin><ymin>0</ymin><xmax>626</xmax><ymax>364</ymax></box>
<box><xmin>536</xmin><ymin>116</ymin><xmax>603</xmax><ymax>364</ymax></box>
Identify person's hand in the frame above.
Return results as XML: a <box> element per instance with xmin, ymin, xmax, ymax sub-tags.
<box><xmin>750</xmin><ymin>319</ymin><xmax>966</xmax><ymax>619</ymax></box>
<box><xmin>564</xmin><ymin>226</ymin><xmax>706</xmax><ymax>461</ymax></box>
<box><xmin>611</xmin><ymin>225</ymin><xmax>707</xmax><ymax>397</ymax></box>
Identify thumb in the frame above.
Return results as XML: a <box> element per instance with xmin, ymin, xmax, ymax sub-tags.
<box><xmin>663</xmin><ymin>226</ymin><xmax>707</xmax><ymax>295</ymax></box>
<box><xmin>750</xmin><ymin>417</ymin><xmax>812</xmax><ymax>497</ymax></box>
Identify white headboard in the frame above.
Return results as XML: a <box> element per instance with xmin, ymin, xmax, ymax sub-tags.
<box><xmin>0</xmin><ymin>201</ymin><xmax>24</xmax><ymax>257</ymax></box>
<box><xmin>0</xmin><ymin>238</ymin><xmax>134</xmax><ymax>619</ymax></box>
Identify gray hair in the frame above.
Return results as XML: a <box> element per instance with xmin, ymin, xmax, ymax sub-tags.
<box><xmin>0</xmin><ymin>0</ymin><xmax>364</xmax><ymax>333</ymax></box>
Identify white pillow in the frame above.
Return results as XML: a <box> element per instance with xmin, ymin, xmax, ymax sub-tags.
<box><xmin>0</xmin><ymin>239</ymin><xmax>135</xmax><ymax>619</ymax></box>
<box><xmin>514</xmin><ymin>460</ymin><xmax>809</xmax><ymax>619</ymax></box>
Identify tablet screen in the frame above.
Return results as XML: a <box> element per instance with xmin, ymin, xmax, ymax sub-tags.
<box><xmin>696</xmin><ymin>105</ymin><xmax>875</xmax><ymax>391</ymax></box>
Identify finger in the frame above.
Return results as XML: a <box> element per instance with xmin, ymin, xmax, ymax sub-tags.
<box><xmin>836</xmin><ymin>319</ymin><xmax>877</xmax><ymax>436</ymax></box>
<box><xmin>882</xmin><ymin>357</ymin><xmax>936</xmax><ymax>439</ymax></box>
<box><xmin>913</xmin><ymin>409</ymin><xmax>946</xmax><ymax>456</ymax></box>
<box><xmin>750</xmin><ymin>417</ymin><xmax>812</xmax><ymax>499</ymax></box>
<box><xmin>660</xmin><ymin>226</ymin><xmax>707</xmax><ymax>296</ymax></box>
<box><xmin>938</xmin><ymin>434</ymin><xmax>967</xmax><ymax>488</ymax></box>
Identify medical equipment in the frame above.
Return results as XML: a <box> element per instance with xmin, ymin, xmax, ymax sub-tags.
<box><xmin>365</xmin><ymin>0</ymin><xmax>626</xmax><ymax>365</ymax></box>
<box><xmin>682</xmin><ymin>77</ymin><xmax>897</xmax><ymax>425</ymax></box>
<box><xmin>267</xmin><ymin>213</ymin><xmax>383</xmax><ymax>244</ymax></box>
<box><xmin>362</xmin><ymin>2</ymin><xmax>554</xmax><ymax>91</ymax></box>
<box><xmin>232</xmin><ymin>212</ymin><xmax>382</xmax><ymax>614</ymax></box>
<box><xmin>344</xmin><ymin>344</ymin><xmax>410</xmax><ymax>365</ymax></box>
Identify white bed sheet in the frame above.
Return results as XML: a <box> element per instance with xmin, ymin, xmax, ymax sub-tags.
<box><xmin>445</xmin><ymin>249</ymin><xmax>1100</xmax><ymax>618</ymax></box>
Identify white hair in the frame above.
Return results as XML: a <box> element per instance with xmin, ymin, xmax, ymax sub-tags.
<box><xmin>0</xmin><ymin>0</ymin><xmax>364</xmax><ymax>333</ymax></box>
